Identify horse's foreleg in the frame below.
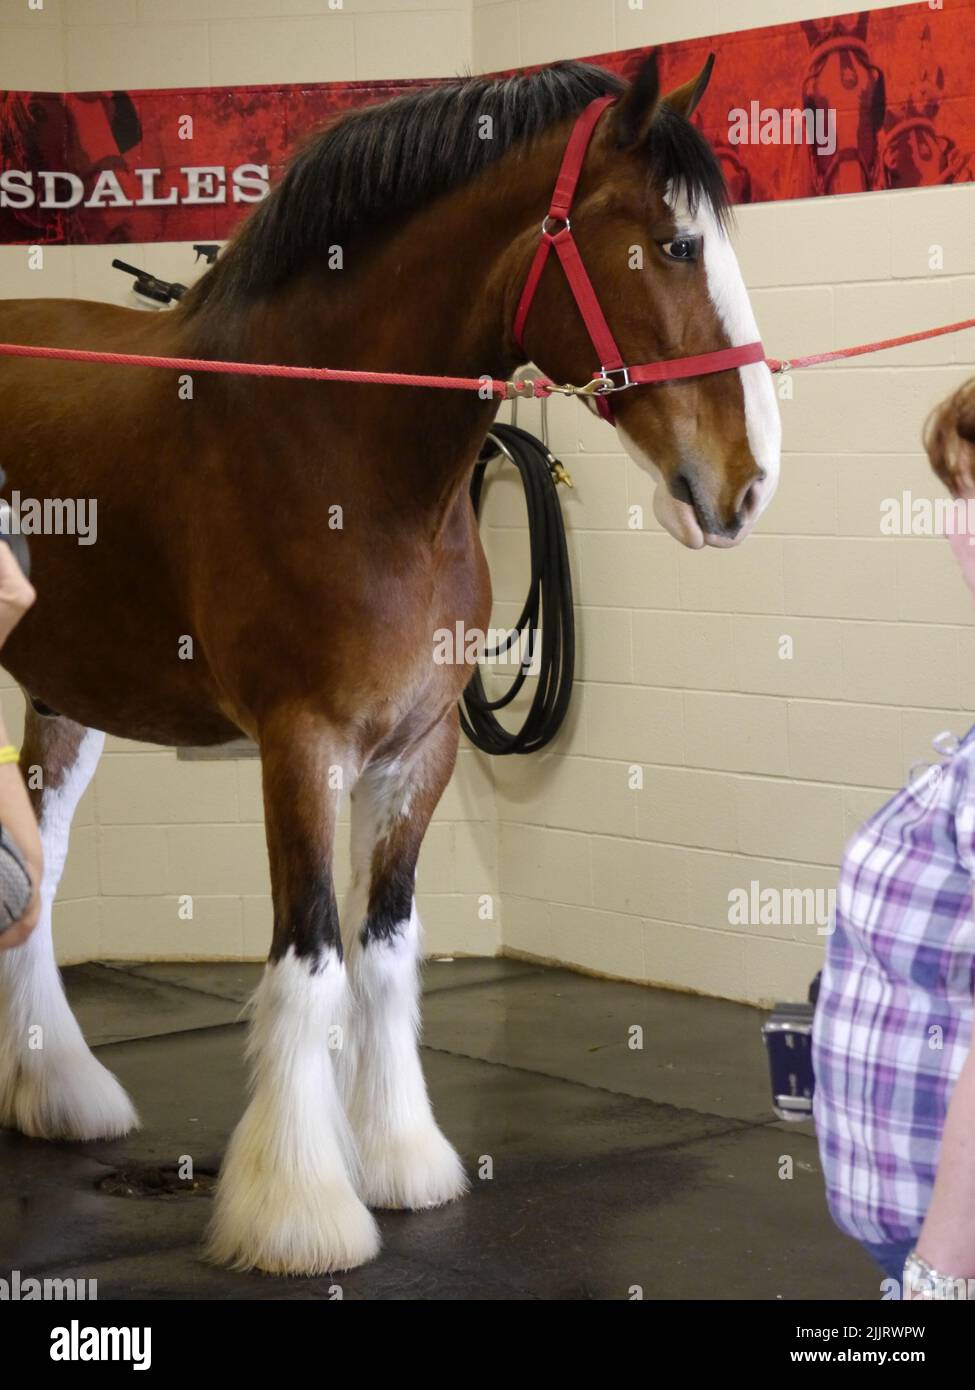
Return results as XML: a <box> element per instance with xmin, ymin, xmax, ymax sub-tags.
<box><xmin>207</xmin><ymin>713</ymin><xmax>379</xmax><ymax>1275</ymax></box>
<box><xmin>338</xmin><ymin>711</ymin><xmax>466</xmax><ymax>1210</ymax></box>
<box><xmin>0</xmin><ymin>706</ymin><xmax>137</xmax><ymax>1140</ymax></box>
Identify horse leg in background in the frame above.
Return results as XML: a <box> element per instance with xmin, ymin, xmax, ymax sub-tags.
<box><xmin>207</xmin><ymin>709</ymin><xmax>379</xmax><ymax>1274</ymax></box>
<box><xmin>0</xmin><ymin>705</ymin><xmax>138</xmax><ymax>1139</ymax></box>
<box><xmin>338</xmin><ymin>711</ymin><xmax>466</xmax><ymax>1210</ymax></box>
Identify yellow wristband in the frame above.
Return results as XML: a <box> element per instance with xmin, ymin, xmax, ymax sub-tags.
<box><xmin>0</xmin><ymin>745</ymin><xmax>19</xmax><ymax>766</ymax></box>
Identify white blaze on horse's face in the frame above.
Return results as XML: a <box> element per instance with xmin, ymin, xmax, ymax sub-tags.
<box><xmin>620</xmin><ymin>195</ymin><xmax>782</xmax><ymax>551</ymax></box>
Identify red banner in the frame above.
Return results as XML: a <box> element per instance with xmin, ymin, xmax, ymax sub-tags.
<box><xmin>1</xmin><ymin>0</ymin><xmax>972</xmax><ymax>247</ymax></box>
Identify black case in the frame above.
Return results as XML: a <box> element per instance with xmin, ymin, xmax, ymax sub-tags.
<box><xmin>762</xmin><ymin>1002</ymin><xmax>815</xmax><ymax>1120</ymax></box>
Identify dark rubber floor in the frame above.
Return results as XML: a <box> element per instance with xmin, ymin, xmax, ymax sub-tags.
<box><xmin>0</xmin><ymin>958</ymin><xmax>881</xmax><ymax>1300</ymax></box>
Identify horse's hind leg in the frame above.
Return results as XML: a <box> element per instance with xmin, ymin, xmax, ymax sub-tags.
<box><xmin>337</xmin><ymin>711</ymin><xmax>466</xmax><ymax>1210</ymax></box>
<box><xmin>207</xmin><ymin>710</ymin><xmax>379</xmax><ymax>1274</ymax></box>
<box><xmin>0</xmin><ymin>706</ymin><xmax>138</xmax><ymax>1140</ymax></box>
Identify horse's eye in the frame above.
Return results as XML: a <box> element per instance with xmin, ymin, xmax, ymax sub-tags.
<box><xmin>659</xmin><ymin>236</ymin><xmax>701</xmax><ymax>262</ymax></box>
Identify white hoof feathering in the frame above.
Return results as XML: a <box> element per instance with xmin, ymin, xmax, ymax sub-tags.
<box><xmin>0</xmin><ymin>894</ymin><xmax>138</xmax><ymax>1142</ymax></box>
<box><xmin>343</xmin><ymin>908</ymin><xmax>467</xmax><ymax>1211</ymax></box>
<box><xmin>357</xmin><ymin>1119</ymin><xmax>468</xmax><ymax>1211</ymax></box>
<box><xmin>0</xmin><ymin>1034</ymin><xmax>139</xmax><ymax>1141</ymax></box>
<box><xmin>208</xmin><ymin>950</ymin><xmax>380</xmax><ymax>1275</ymax></box>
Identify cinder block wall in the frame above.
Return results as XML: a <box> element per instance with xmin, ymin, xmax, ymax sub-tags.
<box><xmin>2</xmin><ymin>0</ymin><xmax>971</xmax><ymax>1008</ymax></box>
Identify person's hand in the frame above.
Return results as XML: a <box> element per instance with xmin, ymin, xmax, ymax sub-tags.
<box><xmin>0</xmin><ymin>537</ymin><xmax>36</xmax><ymax>647</ymax></box>
<box><xmin>0</xmin><ymin>847</ymin><xmax>41</xmax><ymax>950</ymax></box>
<box><xmin>0</xmin><ymin>539</ymin><xmax>41</xmax><ymax>948</ymax></box>
<box><xmin>0</xmin><ymin>714</ymin><xmax>42</xmax><ymax>949</ymax></box>
<box><xmin>0</xmin><ymin>736</ymin><xmax>43</xmax><ymax>949</ymax></box>
<box><xmin>925</xmin><ymin>380</ymin><xmax>975</xmax><ymax>497</ymax></box>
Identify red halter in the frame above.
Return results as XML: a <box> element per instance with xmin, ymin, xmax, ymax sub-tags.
<box><xmin>512</xmin><ymin>95</ymin><xmax>767</xmax><ymax>422</ymax></box>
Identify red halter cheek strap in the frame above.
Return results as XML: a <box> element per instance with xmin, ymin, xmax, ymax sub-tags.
<box><xmin>512</xmin><ymin>95</ymin><xmax>767</xmax><ymax>423</ymax></box>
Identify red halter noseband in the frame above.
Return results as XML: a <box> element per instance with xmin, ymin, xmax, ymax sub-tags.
<box><xmin>512</xmin><ymin>95</ymin><xmax>767</xmax><ymax>422</ymax></box>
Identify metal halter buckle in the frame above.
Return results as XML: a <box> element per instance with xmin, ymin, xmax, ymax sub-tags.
<box><xmin>595</xmin><ymin>366</ymin><xmax>633</xmax><ymax>392</ymax></box>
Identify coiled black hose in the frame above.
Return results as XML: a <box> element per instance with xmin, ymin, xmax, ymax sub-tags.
<box><xmin>460</xmin><ymin>422</ymin><xmax>575</xmax><ymax>755</ymax></box>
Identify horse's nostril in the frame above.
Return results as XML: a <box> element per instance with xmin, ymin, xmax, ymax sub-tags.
<box><xmin>670</xmin><ymin>469</ymin><xmax>694</xmax><ymax>510</ymax></box>
<box><xmin>737</xmin><ymin>473</ymin><xmax>766</xmax><ymax>521</ymax></box>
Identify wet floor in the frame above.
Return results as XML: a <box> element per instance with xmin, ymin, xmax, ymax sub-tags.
<box><xmin>0</xmin><ymin>958</ymin><xmax>880</xmax><ymax>1300</ymax></box>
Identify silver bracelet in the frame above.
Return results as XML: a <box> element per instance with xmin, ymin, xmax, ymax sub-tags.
<box><xmin>903</xmin><ymin>1251</ymin><xmax>972</xmax><ymax>1300</ymax></box>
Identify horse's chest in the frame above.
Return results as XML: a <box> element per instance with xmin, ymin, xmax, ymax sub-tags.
<box><xmin>398</xmin><ymin>560</ymin><xmax>490</xmax><ymax>696</ymax></box>
<box><xmin>356</xmin><ymin>522</ymin><xmax>490</xmax><ymax>728</ymax></box>
<box><xmin>397</xmin><ymin>500</ymin><xmax>491</xmax><ymax>640</ymax></box>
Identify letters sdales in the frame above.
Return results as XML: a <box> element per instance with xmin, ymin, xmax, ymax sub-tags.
<box><xmin>0</xmin><ymin>164</ymin><xmax>269</xmax><ymax>211</ymax></box>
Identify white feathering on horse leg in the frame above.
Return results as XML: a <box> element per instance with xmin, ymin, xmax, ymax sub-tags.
<box><xmin>341</xmin><ymin>904</ymin><xmax>467</xmax><ymax>1211</ymax></box>
<box><xmin>207</xmin><ymin>948</ymin><xmax>380</xmax><ymax>1275</ymax></box>
<box><xmin>0</xmin><ymin>727</ymin><xmax>138</xmax><ymax>1142</ymax></box>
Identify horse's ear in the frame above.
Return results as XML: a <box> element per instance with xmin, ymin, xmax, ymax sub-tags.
<box><xmin>662</xmin><ymin>53</ymin><xmax>715</xmax><ymax>121</ymax></box>
<box><xmin>613</xmin><ymin>52</ymin><xmax>661</xmax><ymax>149</ymax></box>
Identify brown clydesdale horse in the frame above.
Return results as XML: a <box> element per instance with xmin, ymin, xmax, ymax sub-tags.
<box><xmin>0</xmin><ymin>55</ymin><xmax>780</xmax><ymax>1274</ymax></box>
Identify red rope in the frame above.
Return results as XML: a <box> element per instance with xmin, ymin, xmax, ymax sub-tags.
<box><xmin>0</xmin><ymin>313</ymin><xmax>973</xmax><ymax>391</ymax></box>
<box><xmin>0</xmin><ymin>341</ymin><xmax>519</xmax><ymax>399</ymax></box>
<box><xmin>766</xmin><ymin>316</ymin><xmax>975</xmax><ymax>373</ymax></box>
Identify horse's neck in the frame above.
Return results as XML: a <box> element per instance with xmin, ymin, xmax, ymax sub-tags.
<box><xmin>196</xmin><ymin>164</ymin><xmax>544</xmax><ymax>515</ymax></box>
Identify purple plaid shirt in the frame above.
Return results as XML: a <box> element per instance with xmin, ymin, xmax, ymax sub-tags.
<box><xmin>813</xmin><ymin>728</ymin><xmax>975</xmax><ymax>1245</ymax></box>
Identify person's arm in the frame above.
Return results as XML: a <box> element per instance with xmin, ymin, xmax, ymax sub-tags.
<box><xmin>913</xmin><ymin>1041</ymin><xmax>975</xmax><ymax>1281</ymax></box>
<box><xmin>0</xmin><ymin>541</ymin><xmax>41</xmax><ymax>950</ymax></box>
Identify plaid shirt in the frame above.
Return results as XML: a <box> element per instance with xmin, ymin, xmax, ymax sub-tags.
<box><xmin>813</xmin><ymin>728</ymin><xmax>975</xmax><ymax>1245</ymax></box>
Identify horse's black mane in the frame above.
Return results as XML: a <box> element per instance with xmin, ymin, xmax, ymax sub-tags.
<box><xmin>183</xmin><ymin>61</ymin><xmax>728</xmax><ymax>320</ymax></box>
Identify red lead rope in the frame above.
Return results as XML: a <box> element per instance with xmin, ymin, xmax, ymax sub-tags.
<box><xmin>765</xmin><ymin>316</ymin><xmax>975</xmax><ymax>372</ymax></box>
<box><xmin>0</xmin><ymin>340</ymin><xmax>514</xmax><ymax>398</ymax></box>
<box><xmin>0</xmin><ymin>316</ymin><xmax>973</xmax><ymax>397</ymax></box>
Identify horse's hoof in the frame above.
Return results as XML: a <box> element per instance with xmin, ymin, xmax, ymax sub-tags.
<box><xmin>0</xmin><ymin>1046</ymin><xmax>139</xmax><ymax>1142</ymax></box>
<box><xmin>357</xmin><ymin>1124</ymin><xmax>468</xmax><ymax>1211</ymax></box>
<box><xmin>206</xmin><ymin>1171</ymin><xmax>381</xmax><ymax>1276</ymax></box>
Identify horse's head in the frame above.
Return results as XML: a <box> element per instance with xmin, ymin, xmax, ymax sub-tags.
<box><xmin>514</xmin><ymin>56</ymin><xmax>780</xmax><ymax>550</ymax></box>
